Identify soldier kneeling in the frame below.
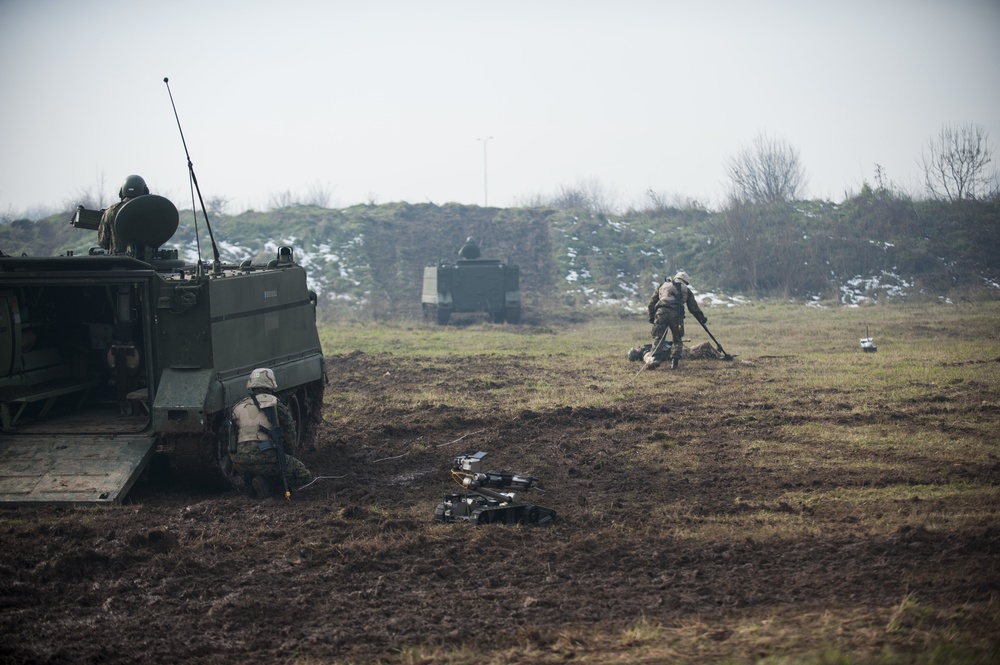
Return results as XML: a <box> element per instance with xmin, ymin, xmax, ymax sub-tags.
<box><xmin>230</xmin><ymin>368</ymin><xmax>312</xmax><ymax>498</ymax></box>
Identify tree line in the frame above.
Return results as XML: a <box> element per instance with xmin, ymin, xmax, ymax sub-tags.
<box><xmin>2</xmin><ymin>123</ymin><xmax>997</xmax><ymax>310</ymax></box>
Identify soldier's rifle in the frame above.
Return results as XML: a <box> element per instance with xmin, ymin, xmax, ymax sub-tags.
<box><xmin>251</xmin><ymin>394</ymin><xmax>292</xmax><ymax>500</ymax></box>
<box><xmin>221</xmin><ymin>380</ymin><xmax>235</xmax><ymax>454</ymax></box>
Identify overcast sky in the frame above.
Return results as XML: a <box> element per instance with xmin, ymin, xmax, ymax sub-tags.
<box><xmin>2</xmin><ymin>0</ymin><xmax>998</xmax><ymax>217</ymax></box>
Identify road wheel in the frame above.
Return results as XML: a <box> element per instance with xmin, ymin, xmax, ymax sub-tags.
<box><xmin>214</xmin><ymin>425</ymin><xmax>247</xmax><ymax>494</ymax></box>
<box><xmin>283</xmin><ymin>381</ymin><xmax>323</xmax><ymax>452</ymax></box>
<box><xmin>284</xmin><ymin>390</ymin><xmax>304</xmax><ymax>452</ymax></box>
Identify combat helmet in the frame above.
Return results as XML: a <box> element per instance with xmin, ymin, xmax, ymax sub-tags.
<box><xmin>247</xmin><ymin>367</ymin><xmax>277</xmax><ymax>391</ymax></box>
<box><xmin>673</xmin><ymin>270</ymin><xmax>690</xmax><ymax>285</ymax></box>
<box><xmin>119</xmin><ymin>174</ymin><xmax>149</xmax><ymax>199</ymax></box>
<box><xmin>458</xmin><ymin>236</ymin><xmax>481</xmax><ymax>259</ymax></box>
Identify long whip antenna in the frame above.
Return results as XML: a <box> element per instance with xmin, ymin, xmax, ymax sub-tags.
<box><xmin>186</xmin><ymin>169</ymin><xmax>203</xmax><ymax>263</ymax></box>
<box><xmin>163</xmin><ymin>77</ymin><xmax>221</xmax><ymax>267</ymax></box>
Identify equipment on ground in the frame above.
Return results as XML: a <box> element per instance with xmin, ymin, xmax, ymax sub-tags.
<box><xmin>860</xmin><ymin>325</ymin><xmax>877</xmax><ymax>352</ymax></box>
<box><xmin>0</xmin><ymin>79</ymin><xmax>325</xmax><ymax>505</ymax></box>
<box><xmin>421</xmin><ymin>250</ymin><xmax>520</xmax><ymax>324</ymax></box>
<box><xmin>434</xmin><ymin>451</ymin><xmax>555</xmax><ymax>525</ymax></box>
<box><xmin>696</xmin><ymin>319</ymin><xmax>737</xmax><ymax>360</ymax></box>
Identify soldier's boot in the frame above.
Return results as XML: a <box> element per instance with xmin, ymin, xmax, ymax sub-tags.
<box><xmin>671</xmin><ymin>357</ymin><xmax>679</xmax><ymax>370</ymax></box>
<box><xmin>251</xmin><ymin>476</ymin><xmax>272</xmax><ymax>499</ymax></box>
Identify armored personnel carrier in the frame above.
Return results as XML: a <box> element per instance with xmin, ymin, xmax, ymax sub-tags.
<box><xmin>0</xmin><ymin>192</ymin><xmax>325</xmax><ymax>504</ymax></box>
<box><xmin>421</xmin><ymin>251</ymin><xmax>521</xmax><ymax>325</ymax></box>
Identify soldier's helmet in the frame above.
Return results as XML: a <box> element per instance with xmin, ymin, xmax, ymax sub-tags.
<box><xmin>247</xmin><ymin>367</ymin><xmax>278</xmax><ymax>391</ymax></box>
<box><xmin>119</xmin><ymin>174</ymin><xmax>149</xmax><ymax>199</ymax></box>
<box><xmin>459</xmin><ymin>237</ymin><xmax>481</xmax><ymax>259</ymax></box>
<box><xmin>673</xmin><ymin>270</ymin><xmax>690</xmax><ymax>285</ymax></box>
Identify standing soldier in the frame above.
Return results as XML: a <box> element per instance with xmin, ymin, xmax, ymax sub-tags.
<box><xmin>230</xmin><ymin>368</ymin><xmax>312</xmax><ymax>498</ymax></box>
<box><xmin>647</xmin><ymin>270</ymin><xmax>707</xmax><ymax>370</ymax></box>
<box><xmin>99</xmin><ymin>174</ymin><xmax>149</xmax><ymax>254</ymax></box>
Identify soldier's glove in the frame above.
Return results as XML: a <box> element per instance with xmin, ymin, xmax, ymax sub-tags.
<box><xmin>648</xmin><ymin>315</ymin><xmax>655</xmax><ymax>324</ymax></box>
<box><xmin>697</xmin><ymin>314</ymin><xmax>707</xmax><ymax>324</ymax></box>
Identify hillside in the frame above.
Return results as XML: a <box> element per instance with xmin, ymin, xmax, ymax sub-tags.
<box><xmin>2</xmin><ymin>195</ymin><xmax>998</xmax><ymax>320</ymax></box>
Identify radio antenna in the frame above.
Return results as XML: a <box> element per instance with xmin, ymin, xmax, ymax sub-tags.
<box><xmin>163</xmin><ymin>77</ymin><xmax>221</xmax><ymax>269</ymax></box>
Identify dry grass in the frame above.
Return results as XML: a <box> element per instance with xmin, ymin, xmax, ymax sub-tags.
<box><xmin>6</xmin><ymin>301</ymin><xmax>997</xmax><ymax>665</ymax></box>
<box><xmin>314</xmin><ymin>300</ymin><xmax>1000</xmax><ymax>663</ymax></box>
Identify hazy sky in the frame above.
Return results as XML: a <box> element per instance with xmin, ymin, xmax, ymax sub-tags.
<box><xmin>2</xmin><ymin>0</ymin><xmax>998</xmax><ymax>216</ymax></box>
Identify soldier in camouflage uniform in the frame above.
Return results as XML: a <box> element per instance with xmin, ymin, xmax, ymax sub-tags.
<box><xmin>627</xmin><ymin>341</ymin><xmax>721</xmax><ymax>364</ymax></box>
<box><xmin>98</xmin><ymin>174</ymin><xmax>149</xmax><ymax>254</ymax></box>
<box><xmin>230</xmin><ymin>367</ymin><xmax>312</xmax><ymax>498</ymax></box>
<box><xmin>686</xmin><ymin>341</ymin><xmax>722</xmax><ymax>359</ymax></box>
<box><xmin>646</xmin><ymin>270</ymin><xmax>708</xmax><ymax>370</ymax></box>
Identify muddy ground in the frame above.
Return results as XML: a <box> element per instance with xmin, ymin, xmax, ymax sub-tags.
<box><xmin>1</xmin><ymin>351</ymin><xmax>998</xmax><ymax>664</ymax></box>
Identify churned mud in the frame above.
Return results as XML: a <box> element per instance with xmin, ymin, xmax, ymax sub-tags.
<box><xmin>1</xmin><ymin>351</ymin><xmax>998</xmax><ymax>664</ymax></box>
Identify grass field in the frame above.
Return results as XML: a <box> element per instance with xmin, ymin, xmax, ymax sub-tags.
<box><xmin>2</xmin><ymin>300</ymin><xmax>997</xmax><ymax>665</ymax></box>
<box><xmin>310</xmin><ymin>300</ymin><xmax>1000</xmax><ymax>663</ymax></box>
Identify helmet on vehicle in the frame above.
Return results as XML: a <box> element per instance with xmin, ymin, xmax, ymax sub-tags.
<box><xmin>119</xmin><ymin>174</ymin><xmax>149</xmax><ymax>199</ymax></box>
<box><xmin>247</xmin><ymin>367</ymin><xmax>277</xmax><ymax>391</ymax></box>
<box><xmin>458</xmin><ymin>237</ymin><xmax>481</xmax><ymax>259</ymax></box>
<box><xmin>673</xmin><ymin>270</ymin><xmax>690</xmax><ymax>285</ymax></box>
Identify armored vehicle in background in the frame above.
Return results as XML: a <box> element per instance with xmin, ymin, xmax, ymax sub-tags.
<box><xmin>421</xmin><ymin>255</ymin><xmax>521</xmax><ymax>325</ymax></box>
<box><xmin>0</xmin><ymin>194</ymin><xmax>325</xmax><ymax>504</ymax></box>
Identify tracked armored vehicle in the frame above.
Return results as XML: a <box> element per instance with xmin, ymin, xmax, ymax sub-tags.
<box><xmin>421</xmin><ymin>252</ymin><xmax>521</xmax><ymax>325</ymax></box>
<box><xmin>0</xmin><ymin>192</ymin><xmax>325</xmax><ymax>505</ymax></box>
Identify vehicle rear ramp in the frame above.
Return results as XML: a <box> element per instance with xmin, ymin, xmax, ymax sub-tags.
<box><xmin>0</xmin><ymin>433</ymin><xmax>156</xmax><ymax>505</ymax></box>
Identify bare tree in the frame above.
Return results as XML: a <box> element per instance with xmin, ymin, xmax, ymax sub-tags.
<box><xmin>640</xmin><ymin>188</ymin><xmax>707</xmax><ymax>214</ymax></box>
<box><xmin>510</xmin><ymin>192</ymin><xmax>549</xmax><ymax>208</ymax></box>
<box><xmin>921</xmin><ymin>122</ymin><xmax>997</xmax><ymax>201</ymax></box>
<box><xmin>549</xmin><ymin>185</ymin><xmax>590</xmax><ymax>210</ymax></box>
<box><xmin>266</xmin><ymin>182</ymin><xmax>335</xmax><ymax>210</ymax></box>
<box><xmin>64</xmin><ymin>171</ymin><xmax>109</xmax><ymax>213</ymax></box>
<box><xmin>304</xmin><ymin>180</ymin><xmax>335</xmax><ymax>208</ymax></box>
<box><xmin>725</xmin><ymin>132</ymin><xmax>807</xmax><ymax>204</ymax></box>
<box><xmin>524</xmin><ymin>178</ymin><xmax>620</xmax><ymax>214</ymax></box>
<box><xmin>205</xmin><ymin>195</ymin><xmax>231</xmax><ymax>218</ymax></box>
<box><xmin>268</xmin><ymin>190</ymin><xmax>296</xmax><ymax>210</ymax></box>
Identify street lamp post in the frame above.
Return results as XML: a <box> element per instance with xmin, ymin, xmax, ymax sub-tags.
<box><xmin>477</xmin><ymin>136</ymin><xmax>493</xmax><ymax>207</ymax></box>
